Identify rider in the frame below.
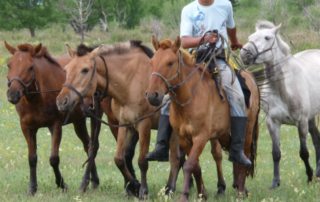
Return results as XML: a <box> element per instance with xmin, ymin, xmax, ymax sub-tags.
<box><xmin>146</xmin><ymin>0</ymin><xmax>251</xmax><ymax>167</ymax></box>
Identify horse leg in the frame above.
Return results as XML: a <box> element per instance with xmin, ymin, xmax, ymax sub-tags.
<box><xmin>125</xmin><ymin>129</ymin><xmax>138</xmax><ymax>180</ymax></box>
<box><xmin>266</xmin><ymin>118</ymin><xmax>281</xmax><ymax>189</ymax></box>
<box><xmin>180</xmin><ymin>137</ymin><xmax>207</xmax><ymax>202</ymax></box>
<box><xmin>136</xmin><ymin>120</ymin><xmax>152</xmax><ymax>199</ymax></box>
<box><xmin>49</xmin><ymin>123</ymin><xmax>67</xmax><ymax>191</ymax></box>
<box><xmin>165</xmin><ymin>132</ymin><xmax>181</xmax><ymax>195</ymax></box>
<box><xmin>21</xmin><ymin>125</ymin><xmax>38</xmax><ymax>195</ymax></box>
<box><xmin>298</xmin><ymin>120</ymin><xmax>313</xmax><ymax>182</ymax></box>
<box><xmin>308</xmin><ymin>118</ymin><xmax>320</xmax><ymax>178</ymax></box>
<box><xmin>73</xmin><ymin>118</ymin><xmax>100</xmax><ymax>192</ymax></box>
<box><xmin>114</xmin><ymin>127</ymin><xmax>140</xmax><ymax>197</ymax></box>
<box><xmin>210</xmin><ymin>139</ymin><xmax>226</xmax><ymax>195</ymax></box>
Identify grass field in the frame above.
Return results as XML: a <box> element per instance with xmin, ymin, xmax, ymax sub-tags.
<box><xmin>1</xmin><ymin>24</ymin><xmax>320</xmax><ymax>202</ymax></box>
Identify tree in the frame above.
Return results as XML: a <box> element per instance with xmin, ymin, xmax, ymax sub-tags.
<box><xmin>0</xmin><ymin>0</ymin><xmax>62</xmax><ymax>37</ymax></box>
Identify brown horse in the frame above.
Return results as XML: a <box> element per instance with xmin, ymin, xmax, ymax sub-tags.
<box><xmin>4</xmin><ymin>42</ymin><xmax>100</xmax><ymax>195</ymax></box>
<box><xmin>145</xmin><ymin>36</ymin><xmax>260</xmax><ymax>201</ymax></box>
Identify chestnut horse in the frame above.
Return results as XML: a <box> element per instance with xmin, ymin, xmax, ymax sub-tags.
<box><xmin>145</xmin><ymin>36</ymin><xmax>260</xmax><ymax>201</ymax></box>
<box><xmin>4</xmin><ymin>42</ymin><xmax>101</xmax><ymax>195</ymax></box>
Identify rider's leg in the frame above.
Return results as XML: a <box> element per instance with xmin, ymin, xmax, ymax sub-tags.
<box><xmin>146</xmin><ymin>98</ymin><xmax>172</xmax><ymax>162</ymax></box>
<box><xmin>216</xmin><ymin>59</ymin><xmax>251</xmax><ymax>167</ymax></box>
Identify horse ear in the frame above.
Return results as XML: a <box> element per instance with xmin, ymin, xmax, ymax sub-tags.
<box><xmin>65</xmin><ymin>43</ymin><xmax>76</xmax><ymax>57</ymax></box>
<box><xmin>34</xmin><ymin>43</ymin><xmax>42</xmax><ymax>56</ymax></box>
<box><xmin>271</xmin><ymin>23</ymin><xmax>282</xmax><ymax>35</ymax></box>
<box><xmin>152</xmin><ymin>35</ymin><xmax>159</xmax><ymax>50</ymax></box>
<box><xmin>4</xmin><ymin>41</ymin><xmax>16</xmax><ymax>55</ymax></box>
<box><xmin>172</xmin><ymin>36</ymin><xmax>181</xmax><ymax>53</ymax></box>
<box><xmin>90</xmin><ymin>45</ymin><xmax>103</xmax><ymax>59</ymax></box>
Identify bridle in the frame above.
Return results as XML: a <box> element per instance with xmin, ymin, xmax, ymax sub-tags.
<box><xmin>151</xmin><ymin>50</ymin><xmax>201</xmax><ymax>107</ymax></box>
<box><xmin>241</xmin><ymin>36</ymin><xmax>276</xmax><ymax>64</ymax></box>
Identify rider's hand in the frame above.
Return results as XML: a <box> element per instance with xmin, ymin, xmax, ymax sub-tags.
<box><xmin>230</xmin><ymin>42</ymin><xmax>243</xmax><ymax>50</ymax></box>
<box><xmin>204</xmin><ymin>32</ymin><xmax>218</xmax><ymax>44</ymax></box>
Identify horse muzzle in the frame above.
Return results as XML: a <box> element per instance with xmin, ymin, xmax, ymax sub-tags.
<box><xmin>145</xmin><ymin>91</ymin><xmax>164</xmax><ymax>107</ymax></box>
<box><xmin>56</xmin><ymin>94</ymin><xmax>76</xmax><ymax>112</ymax></box>
<box><xmin>240</xmin><ymin>46</ymin><xmax>256</xmax><ymax>65</ymax></box>
<box><xmin>7</xmin><ymin>89</ymin><xmax>22</xmax><ymax>104</ymax></box>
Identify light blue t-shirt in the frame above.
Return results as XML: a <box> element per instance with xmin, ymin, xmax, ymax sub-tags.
<box><xmin>180</xmin><ymin>0</ymin><xmax>235</xmax><ymax>46</ymax></box>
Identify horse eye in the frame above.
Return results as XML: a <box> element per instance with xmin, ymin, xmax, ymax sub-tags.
<box><xmin>265</xmin><ymin>36</ymin><xmax>271</xmax><ymax>41</ymax></box>
<box><xmin>81</xmin><ymin>68</ymin><xmax>89</xmax><ymax>74</ymax></box>
<box><xmin>168</xmin><ymin>62</ymin><xmax>174</xmax><ymax>68</ymax></box>
<box><xmin>28</xmin><ymin>65</ymin><xmax>34</xmax><ymax>71</ymax></box>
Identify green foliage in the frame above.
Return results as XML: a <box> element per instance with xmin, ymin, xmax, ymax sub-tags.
<box><xmin>0</xmin><ymin>0</ymin><xmax>65</xmax><ymax>37</ymax></box>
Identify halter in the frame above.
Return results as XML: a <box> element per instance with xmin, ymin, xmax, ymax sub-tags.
<box><xmin>241</xmin><ymin>37</ymin><xmax>276</xmax><ymax>64</ymax></box>
<box><xmin>151</xmin><ymin>50</ymin><xmax>201</xmax><ymax>107</ymax></box>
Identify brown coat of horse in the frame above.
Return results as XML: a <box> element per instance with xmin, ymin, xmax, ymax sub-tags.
<box><xmin>146</xmin><ymin>36</ymin><xmax>260</xmax><ymax>201</ymax></box>
<box><xmin>4</xmin><ymin>42</ymin><xmax>101</xmax><ymax>195</ymax></box>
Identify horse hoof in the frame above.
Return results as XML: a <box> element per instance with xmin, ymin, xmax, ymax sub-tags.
<box><xmin>270</xmin><ymin>180</ymin><xmax>280</xmax><ymax>189</ymax></box>
<box><xmin>28</xmin><ymin>188</ymin><xmax>37</xmax><ymax>196</ymax></box>
<box><xmin>164</xmin><ymin>185</ymin><xmax>175</xmax><ymax>196</ymax></box>
<box><xmin>125</xmin><ymin>180</ymin><xmax>141</xmax><ymax>198</ymax></box>
<box><xmin>91</xmin><ymin>181</ymin><xmax>99</xmax><ymax>189</ymax></box>
<box><xmin>237</xmin><ymin>191</ymin><xmax>247</xmax><ymax>199</ymax></box>
<box><xmin>139</xmin><ymin>187</ymin><xmax>148</xmax><ymax>200</ymax></box>
<box><xmin>62</xmin><ymin>184</ymin><xmax>68</xmax><ymax>193</ymax></box>
<box><xmin>216</xmin><ymin>187</ymin><xmax>225</xmax><ymax>195</ymax></box>
<box><xmin>179</xmin><ymin>195</ymin><xmax>188</xmax><ymax>202</ymax></box>
<box><xmin>79</xmin><ymin>180</ymin><xmax>90</xmax><ymax>193</ymax></box>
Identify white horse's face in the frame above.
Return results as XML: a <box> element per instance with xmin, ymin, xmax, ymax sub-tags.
<box><xmin>240</xmin><ymin>25</ymin><xmax>280</xmax><ymax>65</ymax></box>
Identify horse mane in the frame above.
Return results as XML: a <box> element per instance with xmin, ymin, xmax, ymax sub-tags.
<box><xmin>158</xmin><ymin>39</ymin><xmax>195</xmax><ymax>67</ymax></box>
<box><xmin>130</xmin><ymin>40</ymin><xmax>154</xmax><ymax>58</ymax></box>
<box><xmin>17</xmin><ymin>43</ymin><xmax>61</xmax><ymax>67</ymax></box>
<box><xmin>255</xmin><ymin>20</ymin><xmax>291</xmax><ymax>56</ymax></box>
<box><xmin>76</xmin><ymin>44</ymin><xmax>98</xmax><ymax>56</ymax></box>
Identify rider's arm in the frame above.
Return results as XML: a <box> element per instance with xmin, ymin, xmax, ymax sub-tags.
<box><xmin>227</xmin><ymin>27</ymin><xmax>242</xmax><ymax>50</ymax></box>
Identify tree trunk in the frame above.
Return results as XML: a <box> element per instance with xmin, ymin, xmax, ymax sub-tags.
<box><xmin>29</xmin><ymin>27</ymin><xmax>36</xmax><ymax>37</ymax></box>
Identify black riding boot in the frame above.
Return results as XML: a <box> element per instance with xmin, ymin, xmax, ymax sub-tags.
<box><xmin>146</xmin><ymin>115</ymin><xmax>171</xmax><ymax>161</ymax></box>
<box><xmin>229</xmin><ymin>117</ymin><xmax>252</xmax><ymax>167</ymax></box>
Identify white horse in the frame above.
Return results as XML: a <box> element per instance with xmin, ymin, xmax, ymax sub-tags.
<box><xmin>240</xmin><ymin>20</ymin><xmax>320</xmax><ymax>188</ymax></box>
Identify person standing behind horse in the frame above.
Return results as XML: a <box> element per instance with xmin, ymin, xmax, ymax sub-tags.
<box><xmin>146</xmin><ymin>0</ymin><xmax>251</xmax><ymax>167</ymax></box>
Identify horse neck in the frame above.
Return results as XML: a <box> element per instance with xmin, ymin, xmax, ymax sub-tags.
<box><xmin>263</xmin><ymin>48</ymin><xmax>291</xmax><ymax>97</ymax></box>
<box><xmin>170</xmin><ymin>63</ymin><xmax>210</xmax><ymax>112</ymax></box>
<box><xmin>98</xmin><ymin>52</ymin><xmax>151</xmax><ymax>104</ymax></box>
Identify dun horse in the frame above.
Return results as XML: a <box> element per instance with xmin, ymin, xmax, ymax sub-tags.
<box><xmin>4</xmin><ymin>42</ymin><xmax>100</xmax><ymax>194</ymax></box>
<box><xmin>145</xmin><ymin>36</ymin><xmax>260</xmax><ymax>201</ymax></box>
<box><xmin>56</xmin><ymin>41</ymin><xmax>159</xmax><ymax>198</ymax></box>
<box><xmin>240</xmin><ymin>20</ymin><xmax>320</xmax><ymax>188</ymax></box>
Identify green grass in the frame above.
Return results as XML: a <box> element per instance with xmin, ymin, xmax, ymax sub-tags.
<box><xmin>1</xmin><ymin>23</ymin><xmax>320</xmax><ymax>201</ymax></box>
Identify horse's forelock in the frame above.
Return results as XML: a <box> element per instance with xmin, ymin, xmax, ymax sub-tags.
<box><xmin>76</xmin><ymin>44</ymin><xmax>98</xmax><ymax>56</ymax></box>
<box><xmin>159</xmin><ymin>39</ymin><xmax>173</xmax><ymax>50</ymax></box>
<box><xmin>17</xmin><ymin>44</ymin><xmax>34</xmax><ymax>54</ymax></box>
<box><xmin>255</xmin><ymin>20</ymin><xmax>275</xmax><ymax>30</ymax></box>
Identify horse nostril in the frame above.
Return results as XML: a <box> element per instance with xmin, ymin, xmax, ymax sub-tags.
<box><xmin>63</xmin><ymin>97</ymin><xmax>68</xmax><ymax>106</ymax></box>
<box><xmin>154</xmin><ymin>92</ymin><xmax>159</xmax><ymax>98</ymax></box>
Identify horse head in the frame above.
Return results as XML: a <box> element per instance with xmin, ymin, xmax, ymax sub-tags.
<box><xmin>56</xmin><ymin>44</ymin><xmax>101</xmax><ymax>112</ymax></box>
<box><xmin>240</xmin><ymin>21</ymin><xmax>286</xmax><ymax>65</ymax></box>
<box><xmin>146</xmin><ymin>36</ymin><xmax>181</xmax><ymax>106</ymax></box>
<box><xmin>4</xmin><ymin>41</ymin><xmax>43</xmax><ymax>104</ymax></box>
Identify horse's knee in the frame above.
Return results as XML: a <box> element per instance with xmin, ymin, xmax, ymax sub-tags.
<box><xmin>299</xmin><ymin>148</ymin><xmax>309</xmax><ymax>160</ymax></box>
<box><xmin>114</xmin><ymin>156</ymin><xmax>125</xmax><ymax>169</ymax></box>
<box><xmin>29</xmin><ymin>155</ymin><xmax>37</xmax><ymax>168</ymax></box>
<box><xmin>50</xmin><ymin>156</ymin><xmax>60</xmax><ymax>167</ymax></box>
<box><xmin>272</xmin><ymin>150</ymin><xmax>281</xmax><ymax>162</ymax></box>
<box><xmin>138</xmin><ymin>157</ymin><xmax>148</xmax><ymax>171</ymax></box>
<box><xmin>183</xmin><ymin>161</ymin><xmax>196</xmax><ymax>174</ymax></box>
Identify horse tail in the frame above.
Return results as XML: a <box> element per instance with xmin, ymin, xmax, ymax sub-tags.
<box><xmin>248</xmin><ymin>85</ymin><xmax>260</xmax><ymax>177</ymax></box>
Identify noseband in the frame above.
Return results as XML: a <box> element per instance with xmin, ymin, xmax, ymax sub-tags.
<box><xmin>8</xmin><ymin>68</ymin><xmax>36</xmax><ymax>95</ymax></box>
